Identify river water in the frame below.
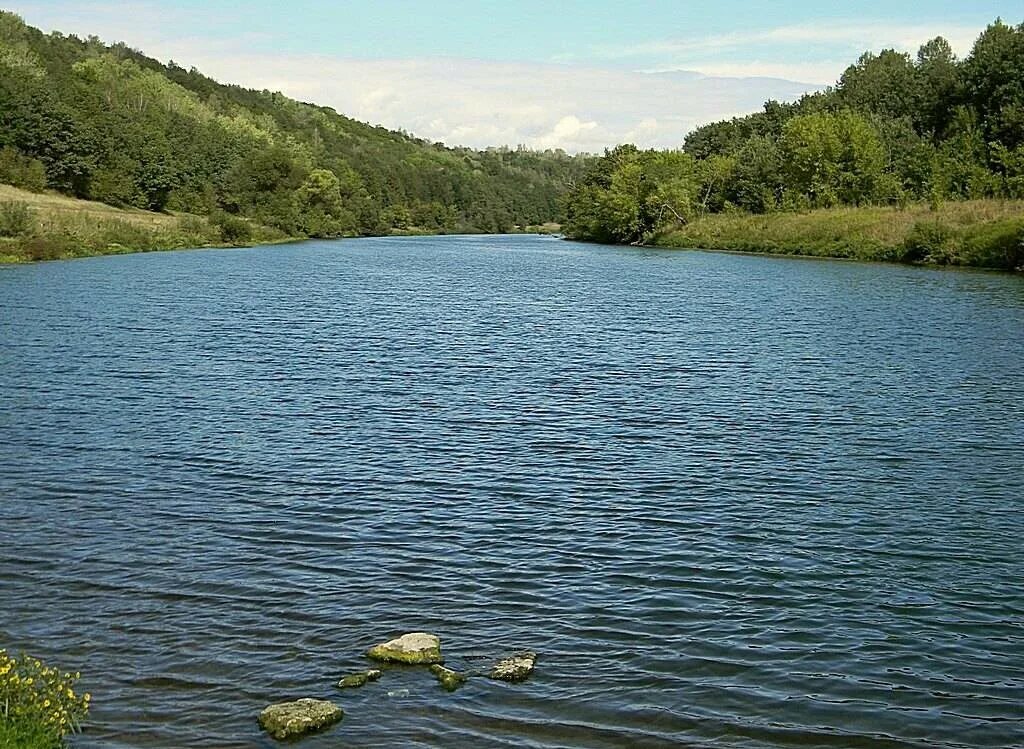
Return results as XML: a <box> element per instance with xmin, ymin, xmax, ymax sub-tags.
<box><xmin>1</xmin><ymin>235</ymin><xmax>1022</xmax><ymax>748</ymax></box>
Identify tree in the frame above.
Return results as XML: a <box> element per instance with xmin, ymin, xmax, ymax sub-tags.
<box><xmin>961</xmin><ymin>20</ymin><xmax>1024</xmax><ymax>148</ymax></box>
<box><xmin>837</xmin><ymin>49</ymin><xmax>919</xmax><ymax>121</ymax></box>
<box><xmin>915</xmin><ymin>37</ymin><xmax>961</xmax><ymax>137</ymax></box>
<box><xmin>728</xmin><ymin>136</ymin><xmax>784</xmax><ymax>213</ymax></box>
<box><xmin>294</xmin><ymin>168</ymin><xmax>357</xmax><ymax>237</ymax></box>
<box><xmin>780</xmin><ymin>111</ymin><xmax>886</xmax><ymax>207</ymax></box>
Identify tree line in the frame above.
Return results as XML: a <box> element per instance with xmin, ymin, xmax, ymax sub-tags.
<box><xmin>0</xmin><ymin>12</ymin><xmax>588</xmax><ymax>240</ymax></box>
<box><xmin>563</xmin><ymin>19</ymin><xmax>1024</xmax><ymax>246</ymax></box>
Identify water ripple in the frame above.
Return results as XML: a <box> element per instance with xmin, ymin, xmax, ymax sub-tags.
<box><xmin>1</xmin><ymin>236</ymin><xmax>1023</xmax><ymax>748</ymax></box>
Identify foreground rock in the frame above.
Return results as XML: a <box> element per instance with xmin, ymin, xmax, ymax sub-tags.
<box><xmin>367</xmin><ymin>632</ymin><xmax>443</xmax><ymax>664</ymax></box>
<box><xmin>489</xmin><ymin>651</ymin><xmax>537</xmax><ymax>682</ymax></box>
<box><xmin>337</xmin><ymin>669</ymin><xmax>382</xmax><ymax>689</ymax></box>
<box><xmin>429</xmin><ymin>664</ymin><xmax>467</xmax><ymax>691</ymax></box>
<box><xmin>258</xmin><ymin>698</ymin><xmax>343</xmax><ymax>740</ymax></box>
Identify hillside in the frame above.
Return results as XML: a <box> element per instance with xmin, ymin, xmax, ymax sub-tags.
<box><xmin>0</xmin><ymin>11</ymin><xmax>587</xmax><ymax>246</ymax></box>
<box><xmin>561</xmin><ymin>18</ymin><xmax>1024</xmax><ymax>270</ymax></box>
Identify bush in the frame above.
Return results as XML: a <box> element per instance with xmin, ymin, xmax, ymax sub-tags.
<box><xmin>0</xmin><ymin>650</ymin><xmax>89</xmax><ymax>748</ymax></box>
<box><xmin>959</xmin><ymin>219</ymin><xmax>1024</xmax><ymax>270</ymax></box>
<box><xmin>19</xmin><ymin>235</ymin><xmax>74</xmax><ymax>261</ymax></box>
<box><xmin>902</xmin><ymin>220</ymin><xmax>956</xmax><ymax>263</ymax></box>
<box><xmin>210</xmin><ymin>211</ymin><xmax>253</xmax><ymax>244</ymax></box>
<box><xmin>0</xmin><ymin>147</ymin><xmax>47</xmax><ymax>192</ymax></box>
<box><xmin>0</xmin><ymin>201</ymin><xmax>33</xmax><ymax>238</ymax></box>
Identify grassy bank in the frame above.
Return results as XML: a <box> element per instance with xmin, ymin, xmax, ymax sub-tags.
<box><xmin>0</xmin><ymin>185</ymin><xmax>565</xmax><ymax>263</ymax></box>
<box><xmin>0</xmin><ymin>184</ymin><xmax>289</xmax><ymax>263</ymax></box>
<box><xmin>653</xmin><ymin>200</ymin><xmax>1024</xmax><ymax>270</ymax></box>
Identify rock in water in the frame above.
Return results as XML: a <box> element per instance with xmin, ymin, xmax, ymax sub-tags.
<box><xmin>489</xmin><ymin>651</ymin><xmax>537</xmax><ymax>682</ymax></box>
<box><xmin>336</xmin><ymin>669</ymin><xmax>382</xmax><ymax>689</ymax></box>
<box><xmin>429</xmin><ymin>664</ymin><xmax>467</xmax><ymax>691</ymax></box>
<box><xmin>258</xmin><ymin>698</ymin><xmax>343</xmax><ymax>740</ymax></box>
<box><xmin>367</xmin><ymin>632</ymin><xmax>443</xmax><ymax>664</ymax></box>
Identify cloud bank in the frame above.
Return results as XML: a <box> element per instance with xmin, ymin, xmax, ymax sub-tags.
<box><xmin>214</xmin><ymin>55</ymin><xmax>817</xmax><ymax>152</ymax></box>
<box><xmin>10</xmin><ymin>3</ymin><xmax>987</xmax><ymax>152</ymax></box>
<box><xmin>581</xmin><ymin>21</ymin><xmax>985</xmax><ymax>84</ymax></box>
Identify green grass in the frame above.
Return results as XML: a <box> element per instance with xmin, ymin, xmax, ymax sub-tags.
<box><xmin>653</xmin><ymin>200</ymin><xmax>1024</xmax><ymax>270</ymax></box>
<box><xmin>0</xmin><ymin>184</ymin><xmax>290</xmax><ymax>263</ymax></box>
<box><xmin>0</xmin><ymin>650</ymin><xmax>88</xmax><ymax>749</ymax></box>
<box><xmin>0</xmin><ymin>717</ymin><xmax>61</xmax><ymax>749</ymax></box>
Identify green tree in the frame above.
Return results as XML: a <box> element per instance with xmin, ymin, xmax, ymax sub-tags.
<box><xmin>837</xmin><ymin>49</ymin><xmax>920</xmax><ymax>121</ymax></box>
<box><xmin>915</xmin><ymin>36</ymin><xmax>961</xmax><ymax>137</ymax></box>
<box><xmin>961</xmin><ymin>20</ymin><xmax>1024</xmax><ymax>148</ymax></box>
<box><xmin>294</xmin><ymin>168</ymin><xmax>358</xmax><ymax>237</ymax></box>
<box><xmin>780</xmin><ymin>111</ymin><xmax>887</xmax><ymax>207</ymax></box>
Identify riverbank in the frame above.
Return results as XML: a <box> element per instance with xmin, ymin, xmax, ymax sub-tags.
<box><xmin>652</xmin><ymin>200</ymin><xmax>1024</xmax><ymax>271</ymax></box>
<box><xmin>0</xmin><ymin>184</ymin><xmax>293</xmax><ymax>263</ymax></box>
<box><xmin>0</xmin><ymin>185</ymin><xmax>565</xmax><ymax>263</ymax></box>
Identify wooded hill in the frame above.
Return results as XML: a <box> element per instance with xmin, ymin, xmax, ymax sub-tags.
<box><xmin>562</xmin><ymin>19</ymin><xmax>1024</xmax><ymax>269</ymax></box>
<box><xmin>0</xmin><ymin>12</ymin><xmax>587</xmax><ymax>240</ymax></box>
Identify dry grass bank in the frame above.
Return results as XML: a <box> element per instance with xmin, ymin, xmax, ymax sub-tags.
<box><xmin>654</xmin><ymin>200</ymin><xmax>1024</xmax><ymax>270</ymax></box>
<box><xmin>0</xmin><ymin>184</ymin><xmax>286</xmax><ymax>262</ymax></box>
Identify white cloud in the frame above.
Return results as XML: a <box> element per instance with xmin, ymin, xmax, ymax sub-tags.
<box><xmin>536</xmin><ymin>116</ymin><xmax>599</xmax><ymax>150</ymax></box>
<box><xmin>12</xmin><ymin>3</ymin><xmax>904</xmax><ymax>151</ymax></box>
<box><xmin>649</xmin><ymin>62</ymin><xmax>851</xmax><ymax>85</ymax></box>
<box><xmin>586</xmin><ymin>21</ymin><xmax>984</xmax><ymax>85</ymax></box>
<box><xmin>590</xmin><ymin>21</ymin><xmax>982</xmax><ymax>60</ymax></box>
<box><xmin>177</xmin><ymin>55</ymin><xmax>816</xmax><ymax>152</ymax></box>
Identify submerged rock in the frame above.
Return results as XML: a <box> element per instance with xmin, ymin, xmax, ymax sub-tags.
<box><xmin>429</xmin><ymin>664</ymin><xmax>467</xmax><ymax>691</ymax></box>
<box><xmin>258</xmin><ymin>698</ymin><xmax>343</xmax><ymax>741</ymax></box>
<box><xmin>336</xmin><ymin>669</ymin><xmax>382</xmax><ymax>689</ymax></box>
<box><xmin>489</xmin><ymin>651</ymin><xmax>537</xmax><ymax>682</ymax></box>
<box><xmin>367</xmin><ymin>632</ymin><xmax>443</xmax><ymax>665</ymax></box>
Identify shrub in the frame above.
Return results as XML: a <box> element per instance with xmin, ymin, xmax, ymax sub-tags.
<box><xmin>902</xmin><ymin>220</ymin><xmax>956</xmax><ymax>263</ymax></box>
<box><xmin>20</xmin><ymin>236</ymin><xmax>74</xmax><ymax>261</ymax></box>
<box><xmin>0</xmin><ymin>201</ymin><xmax>32</xmax><ymax>238</ymax></box>
<box><xmin>959</xmin><ymin>218</ymin><xmax>1024</xmax><ymax>270</ymax></box>
<box><xmin>0</xmin><ymin>650</ymin><xmax>89</xmax><ymax>748</ymax></box>
<box><xmin>0</xmin><ymin>147</ymin><xmax>47</xmax><ymax>192</ymax></box>
<box><xmin>210</xmin><ymin>211</ymin><xmax>253</xmax><ymax>244</ymax></box>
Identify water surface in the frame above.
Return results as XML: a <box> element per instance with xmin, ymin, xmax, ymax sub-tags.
<box><xmin>1</xmin><ymin>235</ymin><xmax>1022</xmax><ymax>748</ymax></box>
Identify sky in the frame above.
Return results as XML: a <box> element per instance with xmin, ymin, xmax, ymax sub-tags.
<box><xmin>6</xmin><ymin>1</ymin><xmax>1021</xmax><ymax>152</ymax></box>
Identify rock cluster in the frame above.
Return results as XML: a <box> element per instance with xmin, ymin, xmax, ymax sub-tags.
<box><xmin>258</xmin><ymin>632</ymin><xmax>535</xmax><ymax>741</ymax></box>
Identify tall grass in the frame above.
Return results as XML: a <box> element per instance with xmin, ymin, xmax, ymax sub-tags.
<box><xmin>0</xmin><ymin>201</ymin><xmax>32</xmax><ymax>238</ymax></box>
<box><xmin>0</xmin><ymin>187</ymin><xmax>289</xmax><ymax>263</ymax></box>
<box><xmin>654</xmin><ymin>200</ymin><xmax>1024</xmax><ymax>270</ymax></box>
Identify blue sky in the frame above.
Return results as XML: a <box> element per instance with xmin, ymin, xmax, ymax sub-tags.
<box><xmin>7</xmin><ymin>1</ymin><xmax>1021</xmax><ymax>151</ymax></box>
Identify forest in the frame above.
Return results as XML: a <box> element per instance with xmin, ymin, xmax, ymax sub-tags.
<box><xmin>0</xmin><ymin>11</ymin><xmax>586</xmax><ymax>249</ymax></box>
<box><xmin>562</xmin><ymin>19</ymin><xmax>1024</xmax><ymax>269</ymax></box>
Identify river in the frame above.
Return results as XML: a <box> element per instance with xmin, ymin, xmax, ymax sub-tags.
<box><xmin>1</xmin><ymin>235</ymin><xmax>1022</xmax><ymax>748</ymax></box>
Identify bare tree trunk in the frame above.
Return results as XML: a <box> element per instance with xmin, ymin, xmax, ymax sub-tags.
<box><xmin>657</xmin><ymin>203</ymin><xmax>688</xmax><ymax>225</ymax></box>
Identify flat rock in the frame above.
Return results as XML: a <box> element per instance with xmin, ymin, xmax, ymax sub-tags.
<box><xmin>258</xmin><ymin>698</ymin><xmax>343</xmax><ymax>741</ymax></box>
<box><xmin>367</xmin><ymin>632</ymin><xmax>443</xmax><ymax>664</ymax></box>
<box><xmin>489</xmin><ymin>651</ymin><xmax>537</xmax><ymax>682</ymax></box>
<box><xmin>336</xmin><ymin>669</ymin><xmax>382</xmax><ymax>689</ymax></box>
<box><xmin>429</xmin><ymin>664</ymin><xmax>467</xmax><ymax>691</ymax></box>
